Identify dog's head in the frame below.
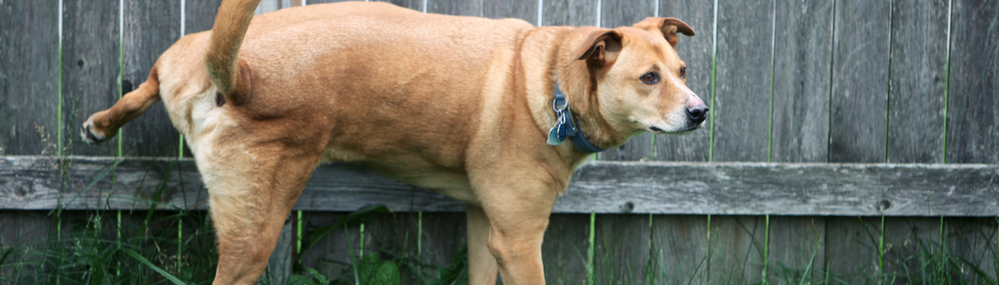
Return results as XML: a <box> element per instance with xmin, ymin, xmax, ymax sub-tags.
<box><xmin>561</xmin><ymin>17</ymin><xmax>706</xmax><ymax>139</ymax></box>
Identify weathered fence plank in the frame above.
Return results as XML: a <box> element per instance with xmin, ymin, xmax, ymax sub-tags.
<box><xmin>428</xmin><ymin>0</ymin><xmax>482</xmax><ymax>17</ymax></box>
<box><xmin>0</xmin><ymin>0</ymin><xmax>60</xmax><ymax>156</ymax></box>
<box><xmin>946</xmin><ymin>0</ymin><xmax>999</xmax><ymax>164</ymax></box>
<box><xmin>707</xmin><ymin>216</ymin><xmax>766</xmax><ymax>284</ymax></box>
<box><xmin>711</xmin><ymin>0</ymin><xmax>774</xmax><ymax>162</ymax></box>
<box><xmin>60</xmin><ymin>0</ymin><xmax>119</xmax><ymax>157</ymax></box>
<box><xmin>542</xmin><ymin>214</ymin><xmax>590</xmax><ymax>284</ymax></box>
<box><xmin>593</xmin><ymin>214</ymin><xmax>651</xmax><ymax>284</ymax></box>
<box><xmin>376</xmin><ymin>0</ymin><xmax>424</xmax><ymax>12</ymax></box>
<box><xmin>829</xmin><ymin>0</ymin><xmax>891</xmax><ymax>163</ymax></box>
<box><xmin>824</xmin><ymin>216</ymin><xmax>882</xmax><ymax>283</ymax></box>
<box><xmin>770</xmin><ymin>0</ymin><xmax>833</xmax><ymax>163</ymax></box>
<box><xmin>654</xmin><ymin>0</ymin><xmax>715</xmax><ymax>162</ymax></box>
<box><xmin>185</xmin><ymin>0</ymin><xmax>223</xmax><ymax>35</ymax></box>
<box><xmin>3</xmin><ymin>157</ymin><xmax>997</xmax><ymax>217</ymax></box>
<box><xmin>541</xmin><ymin>0</ymin><xmax>598</xmax><ymax>27</ymax></box>
<box><xmin>766</xmin><ymin>216</ymin><xmax>826</xmax><ymax>282</ymax></box>
<box><xmin>886</xmin><ymin>0</ymin><xmax>949</xmax><ymax>164</ymax></box>
<box><xmin>596</xmin><ymin>0</ymin><xmax>657</xmax><ymax>162</ymax></box>
<box><xmin>484</xmin><ymin>0</ymin><xmax>537</xmax><ymax>23</ymax></box>
<box><xmin>650</xmin><ymin>215</ymin><xmax>710</xmax><ymax>284</ymax></box>
<box><xmin>121</xmin><ymin>0</ymin><xmax>183</xmax><ymax>157</ymax></box>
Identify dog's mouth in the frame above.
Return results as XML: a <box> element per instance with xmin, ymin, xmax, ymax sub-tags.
<box><xmin>648</xmin><ymin>124</ymin><xmax>701</xmax><ymax>134</ymax></box>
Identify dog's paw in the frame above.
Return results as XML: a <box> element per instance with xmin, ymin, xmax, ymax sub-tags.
<box><xmin>81</xmin><ymin>118</ymin><xmax>107</xmax><ymax>144</ymax></box>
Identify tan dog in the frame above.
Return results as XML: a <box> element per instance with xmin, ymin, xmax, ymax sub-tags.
<box><xmin>81</xmin><ymin>0</ymin><xmax>706</xmax><ymax>284</ymax></box>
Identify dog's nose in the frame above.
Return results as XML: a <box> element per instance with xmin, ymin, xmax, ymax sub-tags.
<box><xmin>686</xmin><ymin>105</ymin><xmax>709</xmax><ymax>124</ymax></box>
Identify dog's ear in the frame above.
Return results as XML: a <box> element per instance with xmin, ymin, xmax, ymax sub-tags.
<box><xmin>634</xmin><ymin>17</ymin><xmax>695</xmax><ymax>47</ymax></box>
<box><xmin>569</xmin><ymin>29</ymin><xmax>624</xmax><ymax>68</ymax></box>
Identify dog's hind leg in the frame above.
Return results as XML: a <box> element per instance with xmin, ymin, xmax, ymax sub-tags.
<box><xmin>467</xmin><ymin>205</ymin><xmax>500</xmax><ymax>284</ymax></box>
<box><xmin>200</xmin><ymin>143</ymin><xmax>319</xmax><ymax>285</ymax></box>
<box><xmin>81</xmin><ymin>67</ymin><xmax>161</xmax><ymax>144</ymax></box>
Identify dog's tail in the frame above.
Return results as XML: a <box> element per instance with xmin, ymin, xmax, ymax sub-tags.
<box><xmin>205</xmin><ymin>0</ymin><xmax>262</xmax><ymax>106</ymax></box>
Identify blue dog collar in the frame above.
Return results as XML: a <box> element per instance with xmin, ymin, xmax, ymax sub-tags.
<box><xmin>546</xmin><ymin>84</ymin><xmax>607</xmax><ymax>153</ymax></box>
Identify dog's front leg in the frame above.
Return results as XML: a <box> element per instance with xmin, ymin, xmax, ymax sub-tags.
<box><xmin>467</xmin><ymin>205</ymin><xmax>499</xmax><ymax>284</ymax></box>
<box><xmin>471</xmin><ymin>176</ymin><xmax>558</xmax><ymax>285</ymax></box>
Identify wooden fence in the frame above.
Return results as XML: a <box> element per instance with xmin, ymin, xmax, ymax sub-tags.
<box><xmin>1</xmin><ymin>0</ymin><xmax>997</xmax><ymax>284</ymax></box>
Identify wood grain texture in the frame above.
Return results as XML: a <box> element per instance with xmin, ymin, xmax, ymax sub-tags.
<box><xmin>0</xmin><ymin>210</ymin><xmax>53</xmax><ymax>284</ymax></box>
<box><xmin>650</xmin><ymin>215</ymin><xmax>710</xmax><ymax>284</ymax></box>
<box><xmin>706</xmin><ymin>216</ymin><xmax>766</xmax><ymax>284</ymax></box>
<box><xmin>770</xmin><ymin>0</ymin><xmax>833</xmax><ymax>163</ymax></box>
<box><xmin>60</xmin><ymin>0</ymin><xmax>119</xmax><ymax>157</ymax></box>
<box><xmin>595</xmin><ymin>0</ymin><xmax>657</xmax><ymax>162</ymax></box>
<box><xmin>120</xmin><ymin>0</ymin><xmax>182</xmax><ymax>157</ymax></box>
<box><xmin>0</xmin><ymin>0</ymin><xmax>60</xmax><ymax>155</ymax></box>
<box><xmin>654</xmin><ymin>0</ymin><xmax>715</xmax><ymax>162</ymax></box>
<box><xmin>824</xmin><ymin>216</ymin><xmax>881</xmax><ymax>283</ymax></box>
<box><xmin>829</xmin><ymin>0</ymin><xmax>891</xmax><ymax>163</ymax></box>
<box><xmin>886</xmin><ymin>0</ymin><xmax>949</xmax><ymax>164</ymax></box>
<box><xmin>542</xmin><ymin>214</ymin><xmax>590</xmax><ymax>284</ymax></box>
<box><xmin>185</xmin><ymin>0</ymin><xmax>224</xmax><ymax>34</ymax></box>
<box><xmin>4</xmin><ymin>157</ymin><xmax>997</xmax><ymax>216</ymax></box>
<box><xmin>484</xmin><ymin>0</ymin><xmax>537</xmax><ymax>24</ymax></box>
<box><xmin>766</xmin><ymin>216</ymin><xmax>826</xmax><ymax>283</ymax></box>
<box><xmin>428</xmin><ymin>0</ymin><xmax>482</xmax><ymax>16</ymax></box>
<box><xmin>376</xmin><ymin>0</ymin><xmax>424</xmax><ymax>12</ymax></box>
<box><xmin>710</xmin><ymin>0</ymin><xmax>774</xmax><ymax>162</ymax></box>
<box><xmin>593</xmin><ymin>214</ymin><xmax>651</xmax><ymax>285</ymax></box>
<box><xmin>541</xmin><ymin>0</ymin><xmax>598</xmax><ymax>27</ymax></box>
<box><xmin>946</xmin><ymin>0</ymin><xmax>999</xmax><ymax>164</ymax></box>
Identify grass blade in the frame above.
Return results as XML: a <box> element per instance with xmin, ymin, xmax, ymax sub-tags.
<box><xmin>121</xmin><ymin>248</ymin><xmax>186</xmax><ymax>285</ymax></box>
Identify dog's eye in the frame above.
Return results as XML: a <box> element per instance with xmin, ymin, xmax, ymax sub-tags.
<box><xmin>640</xmin><ymin>72</ymin><xmax>659</xmax><ymax>85</ymax></box>
<box><xmin>679</xmin><ymin>67</ymin><xmax>687</xmax><ymax>79</ymax></box>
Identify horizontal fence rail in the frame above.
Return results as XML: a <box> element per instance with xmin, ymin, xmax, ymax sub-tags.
<box><xmin>2</xmin><ymin>156</ymin><xmax>996</xmax><ymax>216</ymax></box>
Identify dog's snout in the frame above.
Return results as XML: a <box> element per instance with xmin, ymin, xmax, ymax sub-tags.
<box><xmin>686</xmin><ymin>105</ymin><xmax>709</xmax><ymax>124</ymax></box>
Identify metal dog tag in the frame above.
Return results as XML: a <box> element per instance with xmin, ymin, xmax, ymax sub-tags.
<box><xmin>547</xmin><ymin>126</ymin><xmax>563</xmax><ymax>145</ymax></box>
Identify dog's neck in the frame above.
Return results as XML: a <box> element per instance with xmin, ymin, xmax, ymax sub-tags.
<box><xmin>551</xmin><ymin>29</ymin><xmax>636</xmax><ymax>153</ymax></box>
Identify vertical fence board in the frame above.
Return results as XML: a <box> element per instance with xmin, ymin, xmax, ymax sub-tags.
<box><xmin>651</xmin><ymin>215</ymin><xmax>710</xmax><ymax>284</ymax></box>
<box><xmin>484</xmin><ymin>0</ymin><xmax>537</xmax><ymax>23</ymax></box>
<box><xmin>829</xmin><ymin>0</ymin><xmax>891</xmax><ymax>163</ymax></box>
<box><xmin>771</xmin><ymin>0</ymin><xmax>833</xmax><ymax>163</ymax></box>
<box><xmin>946</xmin><ymin>0</ymin><xmax>999</xmax><ymax>164</ymax></box>
<box><xmin>542</xmin><ymin>214</ymin><xmax>590</xmax><ymax>284</ymax></box>
<box><xmin>0</xmin><ymin>211</ymin><xmax>52</xmax><ymax>284</ymax></box>
<box><xmin>886</xmin><ymin>0</ymin><xmax>949</xmax><ymax>164</ymax></box>
<box><xmin>0</xmin><ymin>0</ymin><xmax>60</xmax><ymax>155</ymax></box>
<box><xmin>881</xmin><ymin>218</ymin><xmax>944</xmax><ymax>283</ymax></box>
<box><xmin>596</xmin><ymin>0</ymin><xmax>657</xmax><ymax>162</ymax></box>
<box><xmin>376</xmin><ymin>0</ymin><xmax>424</xmax><ymax>12</ymax></box>
<box><xmin>710</xmin><ymin>0</ymin><xmax>774</xmax><ymax>162</ymax></box>
<box><xmin>706</xmin><ymin>216</ymin><xmax>766</xmax><ymax>284</ymax></box>
<box><xmin>946</xmin><ymin>218</ymin><xmax>998</xmax><ymax>281</ymax></box>
<box><xmin>593</xmin><ymin>214</ymin><xmax>651</xmax><ymax>285</ymax></box>
<box><xmin>767</xmin><ymin>217</ymin><xmax>826</xmax><ymax>283</ymax></box>
<box><xmin>120</xmin><ymin>0</ymin><xmax>182</xmax><ymax>157</ymax></box>
<box><xmin>301</xmin><ymin>212</ymin><xmax>467</xmax><ymax>282</ymax></box>
<box><xmin>825</xmin><ymin>217</ymin><xmax>880</xmax><ymax>283</ymax></box>
<box><xmin>306</xmin><ymin>0</ymin><xmax>351</xmax><ymax>5</ymax></box>
<box><xmin>428</xmin><ymin>0</ymin><xmax>482</xmax><ymax>16</ymax></box>
<box><xmin>186</xmin><ymin>0</ymin><xmax>223</xmax><ymax>35</ymax></box>
<box><xmin>299</xmin><ymin>212</ymin><xmax>360</xmax><ymax>279</ymax></box>
<box><xmin>61</xmin><ymin>0</ymin><xmax>119</xmax><ymax>157</ymax></box>
<box><xmin>654</xmin><ymin>0</ymin><xmax>715</xmax><ymax>162</ymax></box>
<box><xmin>541</xmin><ymin>0</ymin><xmax>597</xmax><ymax>27</ymax></box>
